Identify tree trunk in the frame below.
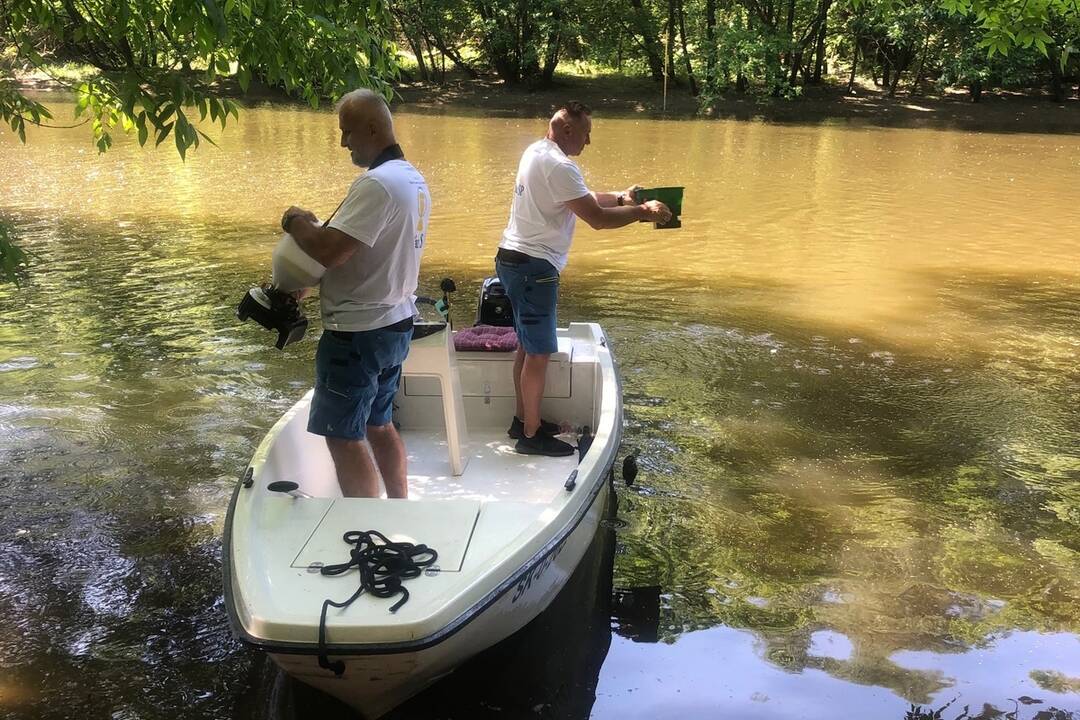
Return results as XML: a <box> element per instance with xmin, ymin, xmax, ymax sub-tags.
<box><xmin>970</xmin><ymin>78</ymin><xmax>982</xmax><ymax>102</ymax></box>
<box><xmin>1049</xmin><ymin>48</ymin><xmax>1066</xmax><ymax>102</ymax></box>
<box><xmin>785</xmin><ymin>0</ymin><xmax>796</xmax><ymax>43</ymax></box>
<box><xmin>812</xmin><ymin>0</ymin><xmax>832</xmax><ymax>83</ymax></box>
<box><xmin>391</xmin><ymin>5</ymin><xmax>429</xmax><ymax>81</ymax></box>
<box><xmin>666</xmin><ymin>0</ymin><xmax>677</xmax><ymax>85</ymax></box>
<box><xmin>422</xmin><ymin>9</ymin><xmax>478</xmax><ymax>79</ymax></box>
<box><xmin>705</xmin><ymin>0</ymin><xmax>717</xmax><ymax>88</ymax></box>
<box><xmin>782</xmin><ymin>0</ymin><xmax>796</xmax><ymax>71</ymax></box>
<box><xmin>406</xmin><ymin>34</ymin><xmax>429</xmax><ymax>81</ymax></box>
<box><xmin>540</xmin><ymin>6</ymin><xmax>562</xmax><ymax>87</ymax></box>
<box><xmin>676</xmin><ymin>0</ymin><xmax>698</xmax><ymax>95</ymax></box>
<box><xmin>474</xmin><ymin>2</ymin><xmax>518</xmax><ymax>84</ymax></box>
<box><xmin>517</xmin><ymin>0</ymin><xmax>539</xmax><ymax>82</ymax></box>
<box><xmin>887</xmin><ymin>52</ymin><xmax>909</xmax><ymax>97</ymax></box>
<box><xmin>909</xmin><ymin>35</ymin><xmax>931</xmax><ymax>96</ymax></box>
<box><xmin>847</xmin><ymin>44</ymin><xmax>858</xmax><ymax>93</ymax></box>
<box><xmin>888</xmin><ymin>68</ymin><xmax>902</xmax><ymax>96</ymax></box>
<box><xmin>424</xmin><ymin>40</ymin><xmax>439</xmax><ymax>83</ymax></box>
<box><xmin>629</xmin><ymin>0</ymin><xmax>666</xmax><ymax>81</ymax></box>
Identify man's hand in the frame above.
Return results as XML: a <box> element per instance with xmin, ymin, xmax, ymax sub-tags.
<box><xmin>638</xmin><ymin>200</ymin><xmax>672</xmax><ymax>224</ymax></box>
<box><xmin>623</xmin><ymin>184</ymin><xmax>643</xmax><ymax>204</ymax></box>
<box><xmin>281</xmin><ymin>206</ymin><xmax>318</xmax><ymax>233</ymax></box>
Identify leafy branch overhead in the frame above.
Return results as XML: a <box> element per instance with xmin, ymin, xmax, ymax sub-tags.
<box><xmin>0</xmin><ymin>219</ymin><xmax>30</xmax><ymax>286</ymax></box>
<box><xmin>0</xmin><ymin>0</ymin><xmax>1076</xmax><ymax>164</ymax></box>
<box><xmin>0</xmin><ymin>0</ymin><xmax>400</xmax><ymax>158</ymax></box>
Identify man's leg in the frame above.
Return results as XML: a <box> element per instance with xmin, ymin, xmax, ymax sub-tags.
<box><xmin>367</xmin><ymin>422</ymin><xmax>407</xmax><ymax>498</ymax></box>
<box><xmin>513</xmin><ymin>345</ymin><xmax>526</xmax><ymax>420</ymax></box>
<box><xmin>325</xmin><ymin>437</ymin><xmax>381</xmax><ymax>498</ymax></box>
<box><xmin>520</xmin><ymin>351</ymin><xmax>551</xmax><ymax>438</ymax></box>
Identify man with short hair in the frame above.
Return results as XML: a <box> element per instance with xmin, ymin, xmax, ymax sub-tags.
<box><xmin>281</xmin><ymin>88</ymin><xmax>431</xmax><ymax>497</ymax></box>
<box><xmin>497</xmin><ymin>101</ymin><xmax>671</xmax><ymax>456</ymax></box>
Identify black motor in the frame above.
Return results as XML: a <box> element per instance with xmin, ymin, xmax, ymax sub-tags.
<box><xmin>237</xmin><ymin>285</ymin><xmax>308</xmax><ymax>349</ymax></box>
<box><xmin>475</xmin><ymin>276</ymin><xmax>514</xmax><ymax>327</ymax></box>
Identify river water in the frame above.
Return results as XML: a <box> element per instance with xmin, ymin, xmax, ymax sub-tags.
<box><xmin>1</xmin><ymin>97</ymin><xmax>1078</xmax><ymax>719</ymax></box>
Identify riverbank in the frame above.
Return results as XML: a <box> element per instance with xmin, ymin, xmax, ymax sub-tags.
<box><xmin>394</xmin><ymin>72</ymin><xmax>1080</xmax><ymax>133</ymax></box>
<box><xmin>12</xmin><ymin>66</ymin><xmax>1079</xmax><ymax>134</ymax></box>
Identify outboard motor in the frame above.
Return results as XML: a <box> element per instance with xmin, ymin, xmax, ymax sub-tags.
<box><xmin>237</xmin><ymin>231</ymin><xmax>327</xmax><ymax>349</ymax></box>
<box><xmin>475</xmin><ymin>276</ymin><xmax>514</xmax><ymax>327</ymax></box>
<box><xmin>237</xmin><ymin>286</ymin><xmax>308</xmax><ymax>349</ymax></box>
<box><xmin>414</xmin><ymin>278</ymin><xmax>457</xmax><ymax>340</ymax></box>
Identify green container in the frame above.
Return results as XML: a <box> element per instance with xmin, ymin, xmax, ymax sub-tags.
<box><xmin>633</xmin><ymin>186</ymin><xmax>684</xmax><ymax>229</ymax></box>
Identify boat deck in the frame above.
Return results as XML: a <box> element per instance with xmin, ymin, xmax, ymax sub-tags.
<box><xmin>403</xmin><ymin>426</ymin><xmax>580</xmax><ymax>504</ymax></box>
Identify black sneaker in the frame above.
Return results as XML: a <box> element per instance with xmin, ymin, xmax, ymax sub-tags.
<box><xmin>515</xmin><ymin>433</ymin><xmax>575</xmax><ymax>457</ymax></box>
<box><xmin>507</xmin><ymin>416</ymin><xmax>561</xmax><ymax>440</ymax></box>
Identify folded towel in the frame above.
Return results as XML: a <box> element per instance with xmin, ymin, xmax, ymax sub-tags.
<box><xmin>453</xmin><ymin>325</ymin><xmax>519</xmax><ymax>352</ymax></box>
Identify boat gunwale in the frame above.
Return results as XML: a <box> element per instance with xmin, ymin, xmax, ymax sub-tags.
<box><xmin>222</xmin><ymin>324</ymin><xmax>624</xmax><ymax>657</ymax></box>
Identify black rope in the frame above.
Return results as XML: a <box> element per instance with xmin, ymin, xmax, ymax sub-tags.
<box><xmin>316</xmin><ymin>529</ymin><xmax>438</xmax><ymax>676</ymax></box>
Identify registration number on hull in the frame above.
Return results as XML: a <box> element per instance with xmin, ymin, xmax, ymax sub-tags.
<box><xmin>511</xmin><ymin>541</ymin><xmax>566</xmax><ymax>604</ymax></box>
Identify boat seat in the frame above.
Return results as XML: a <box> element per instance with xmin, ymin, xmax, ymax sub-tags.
<box><xmin>401</xmin><ymin>324</ymin><xmax>469</xmax><ymax>476</ymax></box>
<box><xmin>453</xmin><ymin>335</ymin><xmax>573</xmax><ymax>363</ymax></box>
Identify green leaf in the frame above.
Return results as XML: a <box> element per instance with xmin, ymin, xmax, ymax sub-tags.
<box><xmin>155</xmin><ymin>122</ymin><xmax>175</xmax><ymax>147</ymax></box>
<box><xmin>157</xmin><ymin>104</ymin><xmax>176</xmax><ymax>127</ymax></box>
<box><xmin>138</xmin><ymin>118</ymin><xmax>149</xmax><ymax>146</ymax></box>
<box><xmin>175</xmin><ymin>127</ymin><xmax>187</xmax><ymax>160</ymax></box>
<box><xmin>238</xmin><ymin>67</ymin><xmax>251</xmax><ymax>93</ymax></box>
<box><xmin>197</xmin><ymin>128</ymin><xmax>218</xmax><ymax>147</ymax></box>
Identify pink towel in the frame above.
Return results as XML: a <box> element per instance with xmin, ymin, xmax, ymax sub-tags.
<box><xmin>454</xmin><ymin>325</ymin><xmax>519</xmax><ymax>352</ymax></box>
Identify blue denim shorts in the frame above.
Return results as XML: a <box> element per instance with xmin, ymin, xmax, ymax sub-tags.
<box><xmin>307</xmin><ymin>320</ymin><xmax>412</xmax><ymax>440</ymax></box>
<box><xmin>496</xmin><ymin>252</ymin><xmax>559</xmax><ymax>355</ymax></box>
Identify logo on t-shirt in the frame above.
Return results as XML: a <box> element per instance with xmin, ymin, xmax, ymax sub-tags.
<box><xmin>515</xmin><ymin>183</ymin><xmax>525</xmax><ymax>196</ymax></box>
<box><xmin>415</xmin><ymin>188</ymin><xmax>427</xmax><ymax>249</ymax></box>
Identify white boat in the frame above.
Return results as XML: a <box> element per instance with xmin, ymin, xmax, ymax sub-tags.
<box><xmin>223</xmin><ymin>317</ymin><xmax>623</xmax><ymax>719</ymax></box>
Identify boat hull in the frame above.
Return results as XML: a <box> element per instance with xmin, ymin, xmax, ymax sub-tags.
<box><xmin>268</xmin><ymin>481</ymin><xmax>611</xmax><ymax>719</ymax></box>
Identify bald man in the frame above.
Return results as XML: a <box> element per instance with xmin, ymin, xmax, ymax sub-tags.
<box><xmin>497</xmin><ymin>101</ymin><xmax>671</xmax><ymax>456</ymax></box>
<box><xmin>281</xmin><ymin>89</ymin><xmax>431</xmax><ymax>498</ymax></box>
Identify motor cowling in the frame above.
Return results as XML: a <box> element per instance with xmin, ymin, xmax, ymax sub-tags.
<box><xmin>475</xmin><ymin>276</ymin><xmax>514</xmax><ymax>327</ymax></box>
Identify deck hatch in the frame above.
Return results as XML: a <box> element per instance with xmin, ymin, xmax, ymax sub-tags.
<box><xmin>291</xmin><ymin>499</ymin><xmax>481</xmax><ymax>573</ymax></box>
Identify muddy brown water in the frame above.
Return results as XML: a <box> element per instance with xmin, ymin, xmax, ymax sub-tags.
<box><xmin>1</xmin><ymin>99</ymin><xmax>1078</xmax><ymax>719</ymax></box>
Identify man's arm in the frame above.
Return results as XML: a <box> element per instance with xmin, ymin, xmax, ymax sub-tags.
<box><xmin>282</xmin><ymin>208</ymin><xmax>361</xmax><ymax>269</ymax></box>
<box><xmin>591</xmin><ymin>184</ymin><xmax>643</xmax><ymax>208</ymax></box>
<box><xmin>566</xmin><ymin>193</ymin><xmax>671</xmax><ymax>230</ymax></box>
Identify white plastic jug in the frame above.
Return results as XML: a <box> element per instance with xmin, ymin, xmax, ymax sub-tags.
<box><xmin>271</xmin><ymin>229</ymin><xmax>326</xmax><ymax>293</ymax></box>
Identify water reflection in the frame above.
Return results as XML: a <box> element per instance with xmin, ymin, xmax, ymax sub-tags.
<box><xmin>594</xmin><ymin>627</ymin><xmax>1080</xmax><ymax>719</ymax></box>
<box><xmin>0</xmin><ymin>99</ymin><xmax>1078</xmax><ymax>719</ymax></box>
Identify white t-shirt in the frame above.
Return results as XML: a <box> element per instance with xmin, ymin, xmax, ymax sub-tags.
<box><xmin>499</xmin><ymin>138</ymin><xmax>590</xmax><ymax>271</ymax></box>
<box><xmin>321</xmin><ymin>159</ymin><xmax>431</xmax><ymax>331</ymax></box>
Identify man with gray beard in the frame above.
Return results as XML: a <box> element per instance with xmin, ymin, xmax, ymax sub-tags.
<box><xmin>280</xmin><ymin>89</ymin><xmax>431</xmax><ymax>499</ymax></box>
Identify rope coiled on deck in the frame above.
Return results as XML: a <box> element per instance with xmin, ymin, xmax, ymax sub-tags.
<box><xmin>316</xmin><ymin>529</ymin><xmax>438</xmax><ymax>676</ymax></box>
